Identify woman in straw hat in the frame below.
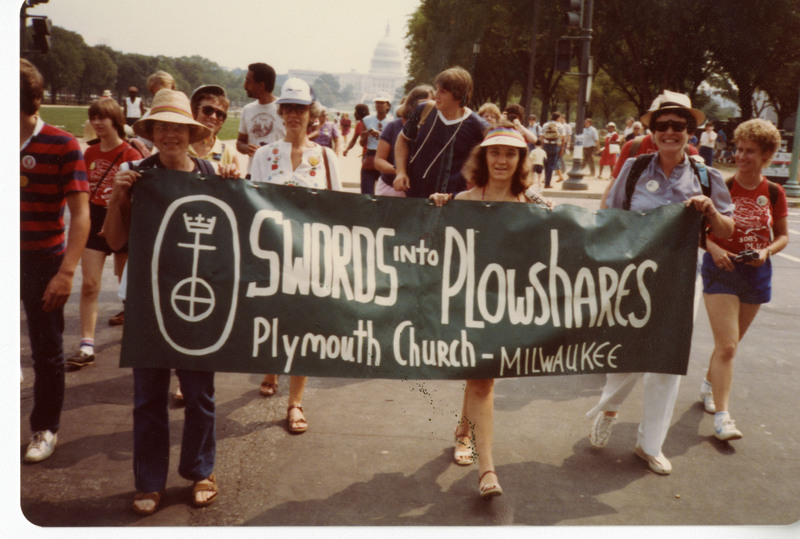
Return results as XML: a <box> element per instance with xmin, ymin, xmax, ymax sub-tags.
<box><xmin>250</xmin><ymin>78</ymin><xmax>341</xmax><ymax>434</ymax></box>
<box><xmin>587</xmin><ymin>90</ymin><xmax>735</xmax><ymax>475</ymax></box>
<box><xmin>430</xmin><ymin>120</ymin><xmax>551</xmax><ymax>499</ymax></box>
<box><xmin>104</xmin><ymin>89</ymin><xmax>235</xmax><ymax>515</ymax></box>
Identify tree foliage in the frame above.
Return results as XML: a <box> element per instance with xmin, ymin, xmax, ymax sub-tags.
<box><xmin>406</xmin><ymin>0</ymin><xmax>800</xmax><ymax>125</ymax></box>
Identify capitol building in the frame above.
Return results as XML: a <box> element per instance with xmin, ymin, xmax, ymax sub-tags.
<box><xmin>288</xmin><ymin>23</ymin><xmax>407</xmax><ymax>105</ymax></box>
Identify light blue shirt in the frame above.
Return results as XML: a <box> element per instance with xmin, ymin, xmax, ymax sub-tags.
<box><xmin>582</xmin><ymin>125</ymin><xmax>599</xmax><ymax>147</ymax></box>
<box><xmin>607</xmin><ymin>154</ymin><xmax>734</xmax><ymax>214</ymax></box>
<box><xmin>362</xmin><ymin>114</ymin><xmax>392</xmax><ymax>151</ymax></box>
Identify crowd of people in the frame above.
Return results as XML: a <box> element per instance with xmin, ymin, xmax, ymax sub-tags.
<box><xmin>20</xmin><ymin>54</ymin><xmax>789</xmax><ymax>515</ymax></box>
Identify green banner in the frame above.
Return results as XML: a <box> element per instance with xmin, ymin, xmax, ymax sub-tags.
<box><xmin>121</xmin><ymin>170</ymin><xmax>703</xmax><ymax>379</ymax></box>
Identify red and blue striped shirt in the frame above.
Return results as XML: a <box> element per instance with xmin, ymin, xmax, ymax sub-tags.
<box><xmin>21</xmin><ymin>119</ymin><xmax>88</xmax><ymax>257</ymax></box>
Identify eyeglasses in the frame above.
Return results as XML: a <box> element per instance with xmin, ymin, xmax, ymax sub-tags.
<box><xmin>651</xmin><ymin>119</ymin><xmax>688</xmax><ymax>132</ymax></box>
<box><xmin>200</xmin><ymin>105</ymin><xmax>227</xmax><ymax>121</ymax></box>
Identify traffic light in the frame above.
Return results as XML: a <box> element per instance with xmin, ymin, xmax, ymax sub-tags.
<box><xmin>31</xmin><ymin>17</ymin><xmax>52</xmax><ymax>54</ymax></box>
<box><xmin>555</xmin><ymin>39</ymin><xmax>572</xmax><ymax>72</ymax></box>
<box><xmin>563</xmin><ymin>0</ymin><xmax>582</xmax><ymax>29</ymax></box>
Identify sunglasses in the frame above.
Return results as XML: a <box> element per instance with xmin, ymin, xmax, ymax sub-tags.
<box><xmin>200</xmin><ymin>105</ymin><xmax>227</xmax><ymax>121</ymax></box>
<box><xmin>651</xmin><ymin>119</ymin><xmax>688</xmax><ymax>132</ymax></box>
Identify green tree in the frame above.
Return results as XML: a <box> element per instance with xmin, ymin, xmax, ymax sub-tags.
<box><xmin>23</xmin><ymin>26</ymin><xmax>86</xmax><ymax>103</ymax></box>
<box><xmin>78</xmin><ymin>45</ymin><xmax>117</xmax><ymax>102</ymax></box>
<box><xmin>313</xmin><ymin>74</ymin><xmax>341</xmax><ymax>107</ymax></box>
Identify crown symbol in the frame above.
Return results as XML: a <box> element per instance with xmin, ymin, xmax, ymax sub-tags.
<box><xmin>183</xmin><ymin>213</ymin><xmax>217</xmax><ymax>235</ymax></box>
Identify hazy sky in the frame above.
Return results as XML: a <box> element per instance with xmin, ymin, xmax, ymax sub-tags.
<box><xmin>19</xmin><ymin>0</ymin><xmax>422</xmax><ymax>74</ymax></box>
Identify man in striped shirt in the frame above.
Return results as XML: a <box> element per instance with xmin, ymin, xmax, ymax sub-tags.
<box><xmin>20</xmin><ymin>58</ymin><xmax>90</xmax><ymax>463</ymax></box>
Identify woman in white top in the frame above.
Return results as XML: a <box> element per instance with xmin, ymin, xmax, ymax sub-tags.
<box><xmin>250</xmin><ymin>78</ymin><xmax>341</xmax><ymax>433</ymax></box>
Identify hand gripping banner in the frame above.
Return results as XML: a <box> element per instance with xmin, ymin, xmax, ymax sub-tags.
<box><xmin>120</xmin><ymin>170</ymin><xmax>702</xmax><ymax>379</ymax></box>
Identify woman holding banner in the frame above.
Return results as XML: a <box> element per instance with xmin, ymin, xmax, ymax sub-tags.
<box><xmin>104</xmin><ymin>89</ymin><xmax>237</xmax><ymax>515</ymax></box>
<box><xmin>250</xmin><ymin>78</ymin><xmax>341</xmax><ymax>434</ymax></box>
<box><xmin>430</xmin><ymin>121</ymin><xmax>549</xmax><ymax>498</ymax></box>
<box><xmin>587</xmin><ymin>91</ymin><xmax>734</xmax><ymax>475</ymax></box>
<box><xmin>698</xmin><ymin>119</ymin><xmax>789</xmax><ymax>442</ymax></box>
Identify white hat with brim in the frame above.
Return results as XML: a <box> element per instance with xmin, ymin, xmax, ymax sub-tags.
<box><xmin>276</xmin><ymin>78</ymin><xmax>314</xmax><ymax>106</ymax></box>
<box><xmin>133</xmin><ymin>89</ymin><xmax>212</xmax><ymax>144</ymax></box>
<box><xmin>640</xmin><ymin>90</ymin><xmax>705</xmax><ymax>128</ymax></box>
<box><xmin>374</xmin><ymin>92</ymin><xmax>392</xmax><ymax>103</ymax></box>
<box><xmin>480</xmin><ymin>126</ymin><xmax>527</xmax><ymax>148</ymax></box>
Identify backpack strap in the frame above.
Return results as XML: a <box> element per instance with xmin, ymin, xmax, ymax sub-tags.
<box><xmin>622</xmin><ymin>153</ymin><xmax>656</xmax><ymax>210</ymax></box>
<box><xmin>766</xmin><ymin>179</ymin><xmax>780</xmax><ymax>208</ymax></box>
<box><xmin>628</xmin><ymin>135</ymin><xmax>646</xmax><ymax>157</ymax></box>
<box><xmin>194</xmin><ymin>157</ymin><xmax>215</xmax><ymax>176</ymax></box>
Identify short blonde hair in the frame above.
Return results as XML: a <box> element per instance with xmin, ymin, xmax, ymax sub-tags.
<box><xmin>478</xmin><ymin>102</ymin><xmax>501</xmax><ymax>121</ymax></box>
<box><xmin>147</xmin><ymin>71</ymin><xmax>176</xmax><ymax>95</ymax></box>
<box><xmin>733</xmin><ymin>119</ymin><xmax>781</xmax><ymax>160</ymax></box>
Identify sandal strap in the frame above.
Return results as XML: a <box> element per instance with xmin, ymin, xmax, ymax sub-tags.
<box><xmin>479</xmin><ymin>470</ymin><xmax>498</xmax><ymax>483</ymax></box>
<box><xmin>287</xmin><ymin>404</ymin><xmax>304</xmax><ymax>412</ymax></box>
<box><xmin>194</xmin><ymin>474</ymin><xmax>218</xmax><ymax>494</ymax></box>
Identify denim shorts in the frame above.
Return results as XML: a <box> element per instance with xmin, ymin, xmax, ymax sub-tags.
<box><xmin>701</xmin><ymin>251</ymin><xmax>771</xmax><ymax>304</ymax></box>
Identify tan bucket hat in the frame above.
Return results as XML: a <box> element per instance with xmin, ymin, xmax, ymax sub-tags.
<box><xmin>133</xmin><ymin>89</ymin><xmax>212</xmax><ymax>143</ymax></box>
<box><xmin>640</xmin><ymin>90</ymin><xmax>705</xmax><ymax>128</ymax></box>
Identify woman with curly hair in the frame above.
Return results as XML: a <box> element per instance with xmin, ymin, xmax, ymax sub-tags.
<box><xmin>698</xmin><ymin>119</ymin><xmax>789</xmax><ymax>442</ymax></box>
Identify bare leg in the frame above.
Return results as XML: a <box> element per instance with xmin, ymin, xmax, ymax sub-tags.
<box><xmin>287</xmin><ymin>376</ymin><xmax>308</xmax><ymax>432</ymax></box>
<box><xmin>704</xmin><ymin>294</ymin><xmax>760</xmax><ymax>412</ymax></box>
<box><xmin>78</xmin><ymin>249</ymin><xmax>108</xmax><ymax>342</ymax></box>
<box><xmin>463</xmin><ymin>379</ymin><xmax>500</xmax><ymax>495</ymax></box>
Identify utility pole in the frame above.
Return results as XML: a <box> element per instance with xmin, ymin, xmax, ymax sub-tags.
<box><xmin>563</xmin><ymin>0</ymin><xmax>593</xmax><ymax>191</ymax></box>
<box><xmin>523</xmin><ymin>0</ymin><xmax>541</xmax><ymax>120</ymax></box>
<box><xmin>784</xmin><ymin>84</ymin><xmax>800</xmax><ymax>198</ymax></box>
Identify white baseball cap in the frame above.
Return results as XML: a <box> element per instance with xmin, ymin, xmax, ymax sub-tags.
<box><xmin>276</xmin><ymin>78</ymin><xmax>315</xmax><ymax>105</ymax></box>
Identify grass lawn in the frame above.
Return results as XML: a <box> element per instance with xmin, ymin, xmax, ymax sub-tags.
<box><xmin>39</xmin><ymin>105</ymin><xmax>241</xmax><ymax>141</ymax></box>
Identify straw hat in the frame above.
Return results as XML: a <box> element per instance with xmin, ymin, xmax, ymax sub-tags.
<box><xmin>132</xmin><ymin>89</ymin><xmax>212</xmax><ymax>143</ymax></box>
<box><xmin>640</xmin><ymin>90</ymin><xmax>705</xmax><ymax>128</ymax></box>
<box><xmin>480</xmin><ymin>126</ymin><xmax>527</xmax><ymax>148</ymax></box>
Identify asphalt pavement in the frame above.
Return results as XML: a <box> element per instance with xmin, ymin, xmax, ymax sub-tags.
<box><xmin>15</xmin><ymin>147</ymin><xmax>800</xmax><ymax>535</ymax></box>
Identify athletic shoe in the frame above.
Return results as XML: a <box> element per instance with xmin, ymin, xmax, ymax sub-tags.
<box><xmin>589</xmin><ymin>413</ymin><xmax>617</xmax><ymax>448</ymax></box>
<box><xmin>634</xmin><ymin>444</ymin><xmax>672</xmax><ymax>475</ymax></box>
<box><xmin>700</xmin><ymin>391</ymin><xmax>716</xmax><ymax>414</ymax></box>
<box><xmin>24</xmin><ymin>430</ymin><xmax>57</xmax><ymax>463</ymax></box>
<box><xmin>66</xmin><ymin>350</ymin><xmax>95</xmax><ymax>371</ymax></box>
<box><xmin>715</xmin><ymin>418</ymin><xmax>743</xmax><ymax>441</ymax></box>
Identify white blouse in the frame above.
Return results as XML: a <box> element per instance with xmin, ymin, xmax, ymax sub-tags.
<box><xmin>250</xmin><ymin>140</ymin><xmax>341</xmax><ymax>191</ymax></box>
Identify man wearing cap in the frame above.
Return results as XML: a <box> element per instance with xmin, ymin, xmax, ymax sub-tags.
<box><xmin>189</xmin><ymin>84</ymin><xmax>240</xmax><ymax>176</ymax></box>
<box><xmin>237</xmin><ymin>62</ymin><xmax>285</xmax><ymax>176</ymax></box>
<box><xmin>124</xmin><ymin>86</ymin><xmax>144</xmax><ymax>126</ymax></box>
<box><xmin>20</xmin><ymin>59</ymin><xmax>90</xmax><ymax>463</ymax></box>
<box><xmin>358</xmin><ymin>93</ymin><xmax>393</xmax><ymax>194</ymax></box>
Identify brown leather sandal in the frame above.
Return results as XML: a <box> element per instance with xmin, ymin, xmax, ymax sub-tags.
<box><xmin>260</xmin><ymin>378</ymin><xmax>278</xmax><ymax>397</ymax></box>
<box><xmin>193</xmin><ymin>473</ymin><xmax>218</xmax><ymax>507</ymax></box>
<box><xmin>287</xmin><ymin>404</ymin><xmax>308</xmax><ymax>434</ymax></box>
<box><xmin>133</xmin><ymin>491</ymin><xmax>162</xmax><ymax>515</ymax></box>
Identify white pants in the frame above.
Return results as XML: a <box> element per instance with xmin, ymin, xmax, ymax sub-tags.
<box><xmin>586</xmin><ymin>372</ymin><xmax>681</xmax><ymax>457</ymax></box>
<box><xmin>585</xmin><ymin>255</ymin><xmax>704</xmax><ymax>457</ymax></box>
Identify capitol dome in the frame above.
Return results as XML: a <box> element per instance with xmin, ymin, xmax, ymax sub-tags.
<box><xmin>369</xmin><ymin>23</ymin><xmax>405</xmax><ymax>78</ymax></box>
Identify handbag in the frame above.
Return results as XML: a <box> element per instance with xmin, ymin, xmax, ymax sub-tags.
<box><xmin>609</xmin><ymin>143</ymin><xmax>621</xmax><ymax>155</ymax></box>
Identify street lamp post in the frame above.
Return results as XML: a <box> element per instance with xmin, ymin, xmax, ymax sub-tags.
<box><xmin>783</xmin><ymin>84</ymin><xmax>800</xmax><ymax>198</ymax></box>
<box><xmin>563</xmin><ymin>0</ymin><xmax>593</xmax><ymax>191</ymax></box>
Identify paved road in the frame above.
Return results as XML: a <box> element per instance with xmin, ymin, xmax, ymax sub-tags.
<box><xmin>16</xmin><ymin>149</ymin><xmax>800</xmax><ymax>533</ymax></box>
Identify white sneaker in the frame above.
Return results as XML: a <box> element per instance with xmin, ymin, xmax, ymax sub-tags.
<box><xmin>589</xmin><ymin>413</ymin><xmax>617</xmax><ymax>448</ymax></box>
<box><xmin>634</xmin><ymin>444</ymin><xmax>672</xmax><ymax>475</ymax></box>
<box><xmin>24</xmin><ymin>430</ymin><xmax>57</xmax><ymax>463</ymax></box>
<box><xmin>715</xmin><ymin>418</ymin><xmax>743</xmax><ymax>441</ymax></box>
<box><xmin>700</xmin><ymin>391</ymin><xmax>716</xmax><ymax>414</ymax></box>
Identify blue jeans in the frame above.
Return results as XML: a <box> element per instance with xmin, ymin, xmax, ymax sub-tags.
<box><xmin>133</xmin><ymin>368</ymin><xmax>216</xmax><ymax>492</ymax></box>
<box><xmin>21</xmin><ymin>254</ymin><xmax>65</xmax><ymax>434</ymax></box>
<box><xmin>361</xmin><ymin>160</ymin><xmax>380</xmax><ymax>195</ymax></box>
<box><xmin>543</xmin><ymin>143</ymin><xmax>561</xmax><ymax>187</ymax></box>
